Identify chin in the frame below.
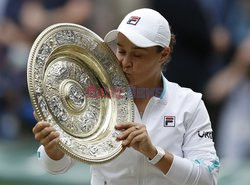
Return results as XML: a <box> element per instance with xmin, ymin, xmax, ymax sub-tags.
<box><xmin>126</xmin><ymin>77</ymin><xmax>139</xmax><ymax>87</ymax></box>
<box><xmin>125</xmin><ymin>77</ymin><xmax>133</xmax><ymax>85</ymax></box>
<box><xmin>128</xmin><ymin>81</ymin><xmax>138</xmax><ymax>87</ymax></box>
<box><xmin>127</xmin><ymin>81</ymin><xmax>133</xmax><ymax>86</ymax></box>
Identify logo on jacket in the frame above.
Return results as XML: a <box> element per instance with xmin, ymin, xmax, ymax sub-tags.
<box><xmin>127</xmin><ymin>16</ymin><xmax>141</xmax><ymax>25</ymax></box>
<box><xmin>164</xmin><ymin>116</ymin><xmax>175</xmax><ymax>127</ymax></box>
<box><xmin>198</xmin><ymin>131</ymin><xmax>213</xmax><ymax>139</ymax></box>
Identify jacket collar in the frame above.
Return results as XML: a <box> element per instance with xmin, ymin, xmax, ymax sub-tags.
<box><xmin>152</xmin><ymin>73</ymin><xmax>168</xmax><ymax>104</ymax></box>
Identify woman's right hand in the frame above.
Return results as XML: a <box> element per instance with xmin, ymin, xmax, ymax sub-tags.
<box><xmin>32</xmin><ymin>121</ymin><xmax>65</xmax><ymax>160</ymax></box>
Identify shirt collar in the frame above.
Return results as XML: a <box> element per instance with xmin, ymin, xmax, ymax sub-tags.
<box><xmin>152</xmin><ymin>73</ymin><xmax>168</xmax><ymax>104</ymax></box>
<box><xmin>160</xmin><ymin>73</ymin><xmax>167</xmax><ymax>99</ymax></box>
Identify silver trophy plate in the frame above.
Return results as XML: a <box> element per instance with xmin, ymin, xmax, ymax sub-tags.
<box><xmin>27</xmin><ymin>23</ymin><xmax>134</xmax><ymax>164</ymax></box>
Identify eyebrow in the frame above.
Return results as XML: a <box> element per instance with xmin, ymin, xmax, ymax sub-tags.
<box><xmin>117</xmin><ymin>42</ymin><xmax>147</xmax><ymax>50</ymax></box>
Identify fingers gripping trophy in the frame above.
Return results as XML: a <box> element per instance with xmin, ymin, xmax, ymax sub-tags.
<box><xmin>28</xmin><ymin>8</ymin><xmax>219</xmax><ymax>185</ymax></box>
<box><xmin>28</xmin><ymin>23</ymin><xmax>134</xmax><ymax>163</ymax></box>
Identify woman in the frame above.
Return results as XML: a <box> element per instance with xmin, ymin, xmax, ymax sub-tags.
<box><xmin>33</xmin><ymin>8</ymin><xmax>219</xmax><ymax>185</ymax></box>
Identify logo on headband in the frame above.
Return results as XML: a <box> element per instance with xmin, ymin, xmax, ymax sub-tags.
<box><xmin>127</xmin><ymin>16</ymin><xmax>141</xmax><ymax>25</ymax></box>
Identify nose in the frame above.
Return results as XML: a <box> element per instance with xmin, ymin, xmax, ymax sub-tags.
<box><xmin>119</xmin><ymin>55</ymin><xmax>132</xmax><ymax>72</ymax></box>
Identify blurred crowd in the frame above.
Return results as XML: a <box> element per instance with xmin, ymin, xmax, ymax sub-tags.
<box><xmin>0</xmin><ymin>0</ymin><xmax>94</xmax><ymax>140</ymax></box>
<box><xmin>152</xmin><ymin>0</ymin><xmax>250</xmax><ymax>164</ymax></box>
<box><xmin>0</xmin><ymin>0</ymin><xmax>249</xmax><ymax>166</ymax></box>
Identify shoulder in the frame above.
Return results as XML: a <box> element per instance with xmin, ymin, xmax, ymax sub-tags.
<box><xmin>165</xmin><ymin>80</ymin><xmax>209</xmax><ymax>129</ymax></box>
<box><xmin>166</xmin><ymin>80</ymin><xmax>202</xmax><ymax>107</ymax></box>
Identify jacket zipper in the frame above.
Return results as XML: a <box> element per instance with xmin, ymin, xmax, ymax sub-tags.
<box><xmin>137</xmin><ymin>152</ymin><xmax>144</xmax><ymax>185</ymax></box>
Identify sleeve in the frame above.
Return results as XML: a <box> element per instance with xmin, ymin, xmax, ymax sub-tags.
<box><xmin>165</xmin><ymin>99</ymin><xmax>220</xmax><ymax>185</ymax></box>
<box><xmin>37</xmin><ymin>145</ymin><xmax>75</xmax><ymax>174</ymax></box>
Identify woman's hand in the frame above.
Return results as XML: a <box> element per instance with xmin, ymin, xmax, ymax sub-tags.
<box><xmin>32</xmin><ymin>115</ymin><xmax>64</xmax><ymax>160</ymax></box>
<box><xmin>115</xmin><ymin>123</ymin><xmax>157</xmax><ymax>159</ymax></box>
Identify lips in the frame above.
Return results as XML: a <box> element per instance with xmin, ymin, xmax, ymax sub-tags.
<box><xmin>123</xmin><ymin>71</ymin><xmax>129</xmax><ymax>75</ymax></box>
<box><xmin>123</xmin><ymin>73</ymin><xmax>131</xmax><ymax>81</ymax></box>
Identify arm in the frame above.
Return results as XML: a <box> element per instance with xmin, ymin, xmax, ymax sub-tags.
<box><xmin>116</xmin><ymin>99</ymin><xmax>219</xmax><ymax>185</ymax></box>
<box><xmin>37</xmin><ymin>145</ymin><xmax>74</xmax><ymax>174</ymax></box>
<box><xmin>116</xmin><ymin>123</ymin><xmax>174</xmax><ymax>173</ymax></box>
<box><xmin>166</xmin><ymin>100</ymin><xmax>219</xmax><ymax>185</ymax></box>
<box><xmin>33</xmin><ymin>121</ymin><xmax>75</xmax><ymax>174</ymax></box>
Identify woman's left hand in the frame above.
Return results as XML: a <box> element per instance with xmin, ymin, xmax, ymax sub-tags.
<box><xmin>115</xmin><ymin>123</ymin><xmax>157</xmax><ymax>159</ymax></box>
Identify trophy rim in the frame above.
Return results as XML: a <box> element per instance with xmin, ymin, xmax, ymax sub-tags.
<box><xmin>27</xmin><ymin>23</ymin><xmax>134</xmax><ymax>164</ymax></box>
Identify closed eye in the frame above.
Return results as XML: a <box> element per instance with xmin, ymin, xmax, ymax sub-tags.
<box><xmin>134</xmin><ymin>54</ymin><xmax>142</xmax><ymax>58</ymax></box>
<box><xmin>133</xmin><ymin>52</ymin><xmax>145</xmax><ymax>58</ymax></box>
<box><xmin>118</xmin><ymin>50</ymin><xmax>125</xmax><ymax>54</ymax></box>
<box><xmin>117</xmin><ymin>49</ymin><xmax>126</xmax><ymax>55</ymax></box>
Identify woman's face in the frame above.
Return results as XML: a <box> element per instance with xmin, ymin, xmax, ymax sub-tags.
<box><xmin>116</xmin><ymin>33</ymin><xmax>169</xmax><ymax>87</ymax></box>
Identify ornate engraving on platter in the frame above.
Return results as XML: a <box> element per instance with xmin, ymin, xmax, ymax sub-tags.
<box><xmin>27</xmin><ymin>23</ymin><xmax>134</xmax><ymax>164</ymax></box>
<box><xmin>43</xmin><ymin>59</ymin><xmax>101</xmax><ymax>138</ymax></box>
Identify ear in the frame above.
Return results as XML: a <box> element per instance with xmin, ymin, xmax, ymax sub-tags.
<box><xmin>159</xmin><ymin>47</ymin><xmax>170</xmax><ymax>65</ymax></box>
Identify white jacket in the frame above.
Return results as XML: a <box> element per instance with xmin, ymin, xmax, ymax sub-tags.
<box><xmin>38</xmin><ymin>76</ymin><xmax>219</xmax><ymax>185</ymax></box>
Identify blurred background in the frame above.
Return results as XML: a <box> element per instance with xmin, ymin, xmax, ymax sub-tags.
<box><xmin>0</xmin><ymin>0</ymin><xmax>249</xmax><ymax>184</ymax></box>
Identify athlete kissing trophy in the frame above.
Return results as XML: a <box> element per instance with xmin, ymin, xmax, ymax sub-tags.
<box><xmin>27</xmin><ymin>23</ymin><xmax>134</xmax><ymax>164</ymax></box>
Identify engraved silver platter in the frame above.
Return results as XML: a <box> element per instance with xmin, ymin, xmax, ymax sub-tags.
<box><xmin>27</xmin><ymin>23</ymin><xmax>134</xmax><ymax>164</ymax></box>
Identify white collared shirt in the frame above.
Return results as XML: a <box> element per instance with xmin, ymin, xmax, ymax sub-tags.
<box><xmin>38</xmin><ymin>76</ymin><xmax>219</xmax><ymax>185</ymax></box>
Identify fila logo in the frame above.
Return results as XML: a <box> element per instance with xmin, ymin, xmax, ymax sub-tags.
<box><xmin>127</xmin><ymin>16</ymin><xmax>141</xmax><ymax>25</ymax></box>
<box><xmin>164</xmin><ymin>116</ymin><xmax>175</xmax><ymax>127</ymax></box>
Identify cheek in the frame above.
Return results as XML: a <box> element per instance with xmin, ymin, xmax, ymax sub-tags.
<box><xmin>137</xmin><ymin>60</ymin><xmax>160</xmax><ymax>75</ymax></box>
<box><xmin>115</xmin><ymin>54</ymin><xmax>123</xmax><ymax>65</ymax></box>
<box><xmin>147</xmin><ymin>57</ymin><xmax>161</xmax><ymax>69</ymax></box>
<box><xmin>117</xmin><ymin>59</ymin><xmax>123</xmax><ymax>67</ymax></box>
